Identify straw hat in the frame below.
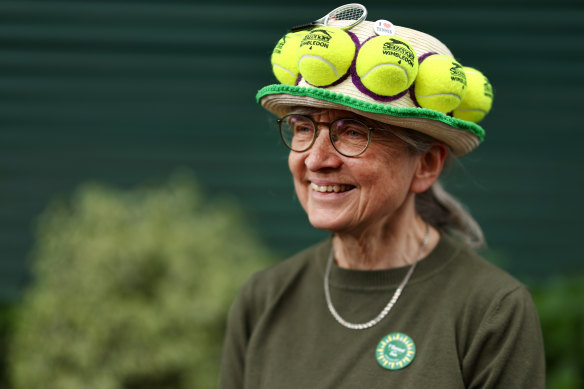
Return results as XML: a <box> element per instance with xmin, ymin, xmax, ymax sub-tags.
<box><xmin>257</xmin><ymin>20</ymin><xmax>489</xmax><ymax>156</ymax></box>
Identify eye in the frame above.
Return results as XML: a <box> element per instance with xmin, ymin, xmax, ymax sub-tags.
<box><xmin>335</xmin><ymin>120</ymin><xmax>369</xmax><ymax>140</ymax></box>
<box><xmin>294</xmin><ymin>123</ymin><xmax>314</xmax><ymax>134</ymax></box>
<box><xmin>283</xmin><ymin>116</ymin><xmax>313</xmax><ymax>134</ymax></box>
<box><xmin>347</xmin><ymin>129</ymin><xmax>366</xmax><ymax>137</ymax></box>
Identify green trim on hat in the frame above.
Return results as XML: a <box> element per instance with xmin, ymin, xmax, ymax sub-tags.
<box><xmin>256</xmin><ymin>84</ymin><xmax>485</xmax><ymax>142</ymax></box>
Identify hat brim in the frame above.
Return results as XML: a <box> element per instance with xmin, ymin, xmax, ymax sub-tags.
<box><xmin>257</xmin><ymin>84</ymin><xmax>484</xmax><ymax>157</ymax></box>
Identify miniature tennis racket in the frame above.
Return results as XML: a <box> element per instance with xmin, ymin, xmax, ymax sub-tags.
<box><xmin>290</xmin><ymin>3</ymin><xmax>367</xmax><ymax>32</ymax></box>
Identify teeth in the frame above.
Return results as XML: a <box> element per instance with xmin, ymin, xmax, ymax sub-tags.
<box><xmin>310</xmin><ymin>182</ymin><xmax>352</xmax><ymax>193</ymax></box>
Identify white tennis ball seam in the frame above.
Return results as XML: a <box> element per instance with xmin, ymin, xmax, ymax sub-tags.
<box><xmin>298</xmin><ymin>55</ymin><xmax>340</xmax><ymax>77</ymax></box>
<box><xmin>415</xmin><ymin>92</ymin><xmax>462</xmax><ymax>100</ymax></box>
<box><xmin>361</xmin><ymin>63</ymin><xmax>409</xmax><ymax>84</ymax></box>
<box><xmin>273</xmin><ymin>64</ymin><xmax>296</xmax><ymax>78</ymax></box>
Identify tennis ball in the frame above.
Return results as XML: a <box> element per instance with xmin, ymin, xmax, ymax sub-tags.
<box><xmin>356</xmin><ymin>35</ymin><xmax>418</xmax><ymax>96</ymax></box>
<box><xmin>296</xmin><ymin>27</ymin><xmax>356</xmax><ymax>86</ymax></box>
<box><xmin>271</xmin><ymin>31</ymin><xmax>308</xmax><ymax>85</ymax></box>
<box><xmin>452</xmin><ymin>67</ymin><xmax>494</xmax><ymax>123</ymax></box>
<box><xmin>414</xmin><ymin>55</ymin><xmax>467</xmax><ymax>113</ymax></box>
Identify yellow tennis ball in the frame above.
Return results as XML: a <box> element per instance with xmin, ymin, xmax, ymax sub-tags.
<box><xmin>452</xmin><ymin>67</ymin><xmax>494</xmax><ymax>123</ymax></box>
<box><xmin>414</xmin><ymin>55</ymin><xmax>467</xmax><ymax>113</ymax></box>
<box><xmin>271</xmin><ymin>31</ymin><xmax>307</xmax><ymax>85</ymax></box>
<box><xmin>296</xmin><ymin>27</ymin><xmax>356</xmax><ymax>86</ymax></box>
<box><xmin>356</xmin><ymin>35</ymin><xmax>418</xmax><ymax>96</ymax></box>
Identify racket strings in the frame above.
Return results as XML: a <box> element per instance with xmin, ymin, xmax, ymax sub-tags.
<box><xmin>329</xmin><ymin>7</ymin><xmax>364</xmax><ymax>22</ymax></box>
<box><xmin>327</xmin><ymin>6</ymin><xmax>365</xmax><ymax>28</ymax></box>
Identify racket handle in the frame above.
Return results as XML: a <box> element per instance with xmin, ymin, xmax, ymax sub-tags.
<box><xmin>290</xmin><ymin>23</ymin><xmax>315</xmax><ymax>32</ymax></box>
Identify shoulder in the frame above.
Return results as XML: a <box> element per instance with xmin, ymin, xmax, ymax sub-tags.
<box><xmin>443</xmin><ymin>239</ymin><xmax>546</xmax><ymax>386</ymax></box>
<box><xmin>232</xmin><ymin>239</ymin><xmax>331</xmax><ymax>318</ymax></box>
<box><xmin>430</xmin><ymin>234</ymin><xmax>542</xmax><ymax>350</ymax></box>
<box><xmin>251</xmin><ymin>238</ymin><xmax>330</xmax><ymax>289</ymax></box>
<box><xmin>438</xmin><ymin>234</ymin><xmax>527</xmax><ymax>294</ymax></box>
<box><xmin>423</xmin><ymin>234</ymin><xmax>538</xmax><ymax>330</ymax></box>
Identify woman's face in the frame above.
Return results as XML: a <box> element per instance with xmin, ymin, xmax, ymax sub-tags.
<box><xmin>288</xmin><ymin>109</ymin><xmax>422</xmax><ymax>235</ymax></box>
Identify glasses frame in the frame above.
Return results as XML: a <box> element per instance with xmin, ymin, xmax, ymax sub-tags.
<box><xmin>277</xmin><ymin>114</ymin><xmax>377</xmax><ymax>157</ymax></box>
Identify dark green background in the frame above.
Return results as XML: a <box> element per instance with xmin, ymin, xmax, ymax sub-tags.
<box><xmin>2</xmin><ymin>0</ymin><xmax>583</xmax><ymax>300</ymax></box>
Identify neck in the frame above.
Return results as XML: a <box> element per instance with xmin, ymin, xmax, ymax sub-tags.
<box><xmin>332</xmin><ymin>196</ymin><xmax>438</xmax><ymax>270</ymax></box>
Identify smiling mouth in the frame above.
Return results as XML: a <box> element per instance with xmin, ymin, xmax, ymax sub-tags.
<box><xmin>310</xmin><ymin>182</ymin><xmax>354</xmax><ymax>193</ymax></box>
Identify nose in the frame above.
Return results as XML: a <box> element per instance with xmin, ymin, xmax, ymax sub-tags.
<box><xmin>304</xmin><ymin>126</ymin><xmax>343</xmax><ymax>171</ymax></box>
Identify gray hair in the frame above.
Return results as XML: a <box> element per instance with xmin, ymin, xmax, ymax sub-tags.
<box><xmin>284</xmin><ymin>107</ymin><xmax>486</xmax><ymax>249</ymax></box>
<box><xmin>384</xmin><ymin>125</ymin><xmax>486</xmax><ymax>249</ymax></box>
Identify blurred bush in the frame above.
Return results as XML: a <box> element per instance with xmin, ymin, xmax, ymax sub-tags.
<box><xmin>8</xmin><ymin>173</ymin><xmax>271</xmax><ymax>389</ymax></box>
<box><xmin>0</xmin><ymin>303</ymin><xmax>14</xmax><ymax>389</ymax></box>
<box><xmin>531</xmin><ymin>276</ymin><xmax>584</xmax><ymax>389</ymax></box>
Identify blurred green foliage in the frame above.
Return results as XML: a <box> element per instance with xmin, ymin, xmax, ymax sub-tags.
<box><xmin>0</xmin><ymin>303</ymin><xmax>13</xmax><ymax>389</ymax></box>
<box><xmin>532</xmin><ymin>277</ymin><xmax>584</xmax><ymax>389</ymax></box>
<box><xmin>8</xmin><ymin>173</ymin><xmax>272</xmax><ymax>389</ymax></box>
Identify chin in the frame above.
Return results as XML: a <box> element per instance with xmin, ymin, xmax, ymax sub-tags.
<box><xmin>306</xmin><ymin>211</ymin><xmax>350</xmax><ymax>233</ymax></box>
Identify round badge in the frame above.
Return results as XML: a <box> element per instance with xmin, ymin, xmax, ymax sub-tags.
<box><xmin>373</xmin><ymin>19</ymin><xmax>396</xmax><ymax>36</ymax></box>
<box><xmin>376</xmin><ymin>332</ymin><xmax>416</xmax><ymax>370</ymax></box>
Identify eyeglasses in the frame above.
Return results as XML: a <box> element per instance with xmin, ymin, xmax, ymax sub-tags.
<box><xmin>277</xmin><ymin>114</ymin><xmax>377</xmax><ymax>157</ymax></box>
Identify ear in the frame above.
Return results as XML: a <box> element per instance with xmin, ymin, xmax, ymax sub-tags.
<box><xmin>410</xmin><ymin>143</ymin><xmax>449</xmax><ymax>194</ymax></box>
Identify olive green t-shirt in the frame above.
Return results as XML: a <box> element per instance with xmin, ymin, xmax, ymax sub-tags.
<box><xmin>220</xmin><ymin>234</ymin><xmax>545</xmax><ymax>388</ymax></box>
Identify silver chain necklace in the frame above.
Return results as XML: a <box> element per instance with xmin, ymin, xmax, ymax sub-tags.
<box><xmin>324</xmin><ymin>223</ymin><xmax>430</xmax><ymax>330</ymax></box>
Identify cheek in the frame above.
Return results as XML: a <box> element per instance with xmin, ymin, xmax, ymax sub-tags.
<box><xmin>288</xmin><ymin>152</ymin><xmax>308</xmax><ymax>211</ymax></box>
<box><xmin>288</xmin><ymin>153</ymin><xmax>307</xmax><ymax>200</ymax></box>
<box><xmin>367</xmin><ymin>147</ymin><xmax>419</xmax><ymax>193</ymax></box>
<box><xmin>288</xmin><ymin>152</ymin><xmax>302</xmax><ymax>180</ymax></box>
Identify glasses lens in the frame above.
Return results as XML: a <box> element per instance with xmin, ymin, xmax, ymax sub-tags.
<box><xmin>331</xmin><ymin>119</ymin><xmax>370</xmax><ymax>156</ymax></box>
<box><xmin>280</xmin><ymin>115</ymin><xmax>316</xmax><ymax>152</ymax></box>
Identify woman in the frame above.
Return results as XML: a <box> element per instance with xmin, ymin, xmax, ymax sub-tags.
<box><xmin>220</xmin><ymin>11</ymin><xmax>545</xmax><ymax>389</ymax></box>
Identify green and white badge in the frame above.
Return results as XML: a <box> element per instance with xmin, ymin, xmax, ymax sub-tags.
<box><xmin>376</xmin><ymin>332</ymin><xmax>416</xmax><ymax>370</ymax></box>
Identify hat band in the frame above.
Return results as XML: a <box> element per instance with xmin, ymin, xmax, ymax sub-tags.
<box><xmin>256</xmin><ymin>84</ymin><xmax>485</xmax><ymax>142</ymax></box>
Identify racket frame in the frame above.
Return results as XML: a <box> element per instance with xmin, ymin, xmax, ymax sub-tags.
<box><xmin>290</xmin><ymin>3</ymin><xmax>367</xmax><ymax>32</ymax></box>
